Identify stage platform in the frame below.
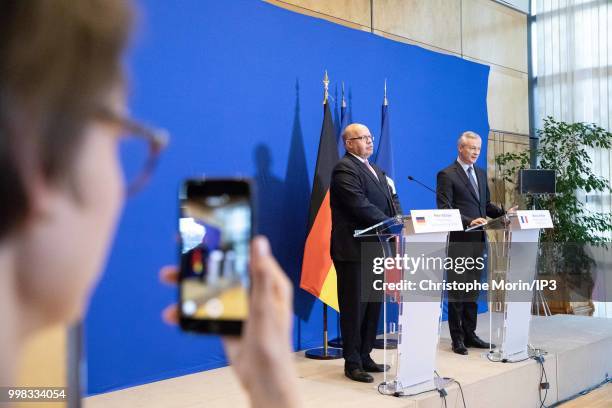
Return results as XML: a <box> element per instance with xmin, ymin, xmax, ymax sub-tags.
<box><xmin>85</xmin><ymin>314</ymin><xmax>612</xmax><ymax>408</ymax></box>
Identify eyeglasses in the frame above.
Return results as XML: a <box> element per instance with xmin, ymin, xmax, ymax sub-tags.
<box><xmin>96</xmin><ymin>107</ymin><xmax>169</xmax><ymax>196</ymax></box>
<box><xmin>347</xmin><ymin>135</ymin><xmax>374</xmax><ymax>142</ymax></box>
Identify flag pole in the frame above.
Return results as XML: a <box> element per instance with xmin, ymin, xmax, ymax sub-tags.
<box><xmin>323</xmin><ymin>69</ymin><xmax>329</xmax><ymax>103</ymax></box>
<box><xmin>305</xmin><ymin>70</ymin><xmax>342</xmax><ymax>360</ymax></box>
<box><xmin>373</xmin><ymin>79</ymin><xmax>398</xmax><ymax>350</ymax></box>
<box><xmin>383</xmin><ymin>78</ymin><xmax>388</xmax><ymax>106</ymax></box>
<box><xmin>328</xmin><ymin>79</ymin><xmax>345</xmax><ymax>349</ymax></box>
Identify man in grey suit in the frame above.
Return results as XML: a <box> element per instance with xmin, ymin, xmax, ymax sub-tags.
<box><xmin>436</xmin><ymin>131</ymin><xmax>514</xmax><ymax>355</ymax></box>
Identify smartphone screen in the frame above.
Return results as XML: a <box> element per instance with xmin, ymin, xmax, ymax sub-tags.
<box><xmin>178</xmin><ymin>179</ymin><xmax>252</xmax><ymax>335</ymax></box>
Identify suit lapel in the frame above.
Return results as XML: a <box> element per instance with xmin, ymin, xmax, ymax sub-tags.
<box><xmin>347</xmin><ymin>154</ymin><xmax>389</xmax><ymax>198</ymax></box>
<box><xmin>454</xmin><ymin>161</ymin><xmax>480</xmax><ymax>203</ymax></box>
<box><xmin>372</xmin><ymin>164</ymin><xmax>395</xmax><ymax>208</ymax></box>
<box><xmin>373</xmin><ymin>165</ymin><xmax>387</xmax><ymax>189</ymax></box>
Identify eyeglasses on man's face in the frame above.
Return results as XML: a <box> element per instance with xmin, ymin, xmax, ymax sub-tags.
<box><xmin>347</xmin><ymin>134</ymin><xmax>374</xmax><ymax>142</ymax></box>
<box><xmin>461</xmin><ymin>144</ymin><xmax>481</xmax><ymax>153</ymax></box>
<box><xmin>96</xmin><ymin>107</ymin><xmax>169</xmax><ymax>197</ymax></box>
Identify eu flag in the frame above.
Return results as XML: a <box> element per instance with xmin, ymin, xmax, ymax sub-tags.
<box><xmin>336</xmin><ymin>83</ymin><xmax>348</xmax><ymax>157</ymax></box>
<box><xmin>374</xmin><ymin>97</ymin><xmax>394</xmax><ymax>178</ymax></box>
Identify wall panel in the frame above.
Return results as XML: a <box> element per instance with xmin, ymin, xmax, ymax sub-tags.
<box><xmin>373</xmin><ymin>0</ymin><xmax>462</xmax><ymax>54</ymax></box>
<box><xmin>486</xmin><ymin>65</ymin><xmax>529</xmax><ymax>134</ymax></box>
<box><xmin>265</xmin><ymin>0</ymin><xmax>371</xmax><ymax>28</ymax></box>
<box><xmin>462</xmin><ymin>0</ymin><xmax>528</xmax><ymax>73</ymax></box>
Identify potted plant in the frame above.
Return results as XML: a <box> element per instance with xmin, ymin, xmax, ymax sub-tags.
<box><xmin>494</xmin><ymin>117</ymin><xmax>612</xmax><ymax>314</ymax></box>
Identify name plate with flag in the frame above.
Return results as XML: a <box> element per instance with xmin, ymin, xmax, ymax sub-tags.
<box><xmin>410</xmin><ymin>209</ymin><xmax>463</xmax><ymax>234</ymax></box>
<box><xmin>516</xmin><ymin>210</ymin><xmax>553</xmax><ymax>229</ymax></box>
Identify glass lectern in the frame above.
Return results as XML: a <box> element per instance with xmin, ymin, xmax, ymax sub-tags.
<box><xmin>354</xmin><ymin>211</ymin><xmax>461</xmax><ymax>394</ymax></box>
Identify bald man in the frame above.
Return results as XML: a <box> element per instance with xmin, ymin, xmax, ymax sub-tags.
<box><xmin>330</xmin><ymin>123</ymin><xmax>402</xmax><ymax>383</ymax></box>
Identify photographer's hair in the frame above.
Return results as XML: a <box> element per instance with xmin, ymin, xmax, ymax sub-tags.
<box><xmin>0</xmin><ymin>0</ymin><xmax>132</xmax><ymax>238</ymax></box>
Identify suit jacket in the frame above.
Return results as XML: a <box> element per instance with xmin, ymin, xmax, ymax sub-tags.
<box><xmin>330</xmin><ymin>153</ymin><xmax>402</xmax><ymax>262</ymax></box>
<box><xmin>436</xmin><ymin>160</ymin><xmax>504</xmax><ymax>242</ymax></box>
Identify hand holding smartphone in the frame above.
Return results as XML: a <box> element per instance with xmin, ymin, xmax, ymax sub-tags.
<box><xmin>167</xmin><ymin>181</ymin><xmax>301</xmax><ymax>407</ymax></box>
<box><xmin>178</xmin><ymin>178</ymin><xmax>253</xmax><ymax>335</ymax></box>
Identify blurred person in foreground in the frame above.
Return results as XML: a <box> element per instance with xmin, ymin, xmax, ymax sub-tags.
<box><xmin>0</xmin><ymin>1</ymin><xmax>301</xmax><ymax>407</ymax></box>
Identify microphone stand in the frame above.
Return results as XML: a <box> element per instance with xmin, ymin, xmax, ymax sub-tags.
<box><xmin>407</xmin><ymin>175</ymin><xmax>453</xmax><ymax>209</ymax></box>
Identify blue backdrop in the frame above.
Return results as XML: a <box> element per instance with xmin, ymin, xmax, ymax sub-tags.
<box><xmin>85</xmin><ymin>0</ymin><xmax>490</xmax><ymax>395</ymax></box>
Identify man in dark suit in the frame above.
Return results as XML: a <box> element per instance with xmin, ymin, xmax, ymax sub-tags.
<box><xmin>330</xmin><ymin>123</ymin><xmax>402</xmax><ymax>383</ymax></box>
<box><xmin>436</xmin><ymin>131</ymin><xmax>514</xmax><ymax>355</ymax></box>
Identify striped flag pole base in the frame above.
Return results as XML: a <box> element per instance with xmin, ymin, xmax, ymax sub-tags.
<box><xmin>305</xmin><ymin>305</ymin><xmax>342</xmax><ymax>360</ymax></box>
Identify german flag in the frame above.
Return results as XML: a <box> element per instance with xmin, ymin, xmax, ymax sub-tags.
<box><xmin>300</xmin><ymin>99</ymin><xmax>340</xmax><ymax>311</ymax></box>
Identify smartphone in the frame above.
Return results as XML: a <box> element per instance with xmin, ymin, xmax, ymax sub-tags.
<box><xmin>178</xmin><ymin>178</ymin><xmax>254</xmax><ymax>335</ymax></box>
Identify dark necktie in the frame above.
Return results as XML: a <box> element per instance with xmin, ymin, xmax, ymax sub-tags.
<box><xmin>467</xmin><ymin>166</ymin><xmax>480</xmax><ymax>200</ymax></box>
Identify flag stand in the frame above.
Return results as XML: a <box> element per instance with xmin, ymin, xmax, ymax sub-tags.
<box><xmin>303</xmin><ymin>70</ymin><xmax>341</xmax><ymax>360</ymax></box>
<box><xmin>305</xmin><ymin>304</ymin><xmax>342</xmax><ymax>359</ymax></box>
<box><xmin>328</xmin><ymin>82</ymin><xmax>347</xmax><ymax>350</ymax></box>
<box><xmin>372</xmin><ymin>80</ymin><xmax>398</xmax><ymax>351</ymax></box>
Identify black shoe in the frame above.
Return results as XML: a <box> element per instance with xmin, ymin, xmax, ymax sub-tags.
<box><xmin>344</xmin><ymin>367</ymin><xmax>374</xmax><ymax>383</ymax></box>
<box><xmin>362</xmin><ymin>357</ymin><xmax>390</xmax><ymax>373</ymax></box>
<box><xmin>465</xmin><ymin>335</ymin><xmax>495</xmax><ymax>349</ymax></box>
<box><xmin>452</xmin><ymin>340</ymin><xmax>468</xmax><ymax>355</ymax></box>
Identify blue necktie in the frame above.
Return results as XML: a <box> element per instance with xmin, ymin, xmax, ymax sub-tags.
<box><xmin>467</xmin><ymin>166</ymin><xmax>480</xmax><ymax>200</ymax></box>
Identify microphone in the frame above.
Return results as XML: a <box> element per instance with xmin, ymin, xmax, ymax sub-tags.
<box><xmin>407</xmin><ymin>175</ymin><xmax>453</xmax><ymax>209</ymax></box>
